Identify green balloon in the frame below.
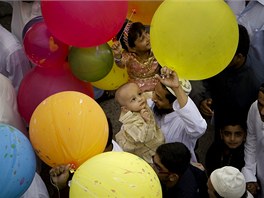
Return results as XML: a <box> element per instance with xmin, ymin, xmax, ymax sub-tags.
<box><xmin>69</xmin><ymin>43</ymin><xmax>113</xmax><ymax>82</ymax></box>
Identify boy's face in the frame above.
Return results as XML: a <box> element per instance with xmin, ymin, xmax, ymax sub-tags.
<box><xmin>220</xmin><ymin>125</ymin><xmax>246</xmax><ymax>149</ymax></box>
<box><xmin>120</xmin><ymin>83</ymin><xmax>146</xmax><ymax>112</ymax></box>
<box><xmin>133</xmin><ymin>31</ymin><xmax>151</xmax><ymax>52</ymax></box>
<box><xmin>257</xmin><ymin>90</ymin><xmax>264</xmax><ymax>122</ymax></box>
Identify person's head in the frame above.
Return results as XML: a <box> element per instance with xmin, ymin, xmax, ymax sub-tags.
<box><xmin>152</xmin><ymin>82</ymin><xmax>176</xmax><ymax>115</ymax></box>
<box><xmin>227</xmin><ymin>24</ymin><xmax>250</xmax><ymax>69</ymax></box>
<box><xmin>219</xmin><ymin>116</ymin><xmax>247</xmax><ymax>149</ymax></box>
<box><xmin>207</xmin><ymin>166</ymin><xmax>247</xmax><ymax>198</ymax></box>
<box><xmin>152</xmin><ymin>78</ymin><xmax>191</xmax><ymax>116</ymax></box>
<box><xmin>152</xmin><ymin>142</ymin><xmax>191</xmax><ymax>188</ymax></box>
<box><xmin>115</xmin><ymin>82</ymin><xmax>146</xmax><ymax>112</ymax></box>
<box><xmin>258</xmin><ymin>83</ymin><xmax>264</xmax><ymax>122</ymax></box>
<box><xmin>119</xmin><ymin>21</ymin><xmax>150</xmax><ymax>53</ymax></box>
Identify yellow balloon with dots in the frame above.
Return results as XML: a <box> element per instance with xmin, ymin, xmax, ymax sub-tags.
<box><xmin>150</xmin><ymin>0</ymin><xmax>239</xmax><ymax>80</ymax></box>
<box><xmin>70</xmin><ymin>152</ymin><xmax>162</xmax><ymax>198</ymax></box>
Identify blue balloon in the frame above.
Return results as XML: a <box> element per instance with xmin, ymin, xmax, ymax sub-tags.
<box><xmin>0</xmin><ymin>124</ymin><xmax>36</xmax><ymax>198</ymax></box>
<box><xmin>93</xmin><ymin>86</ymin><xmax>104</xmax><ymax>100</ymax></box>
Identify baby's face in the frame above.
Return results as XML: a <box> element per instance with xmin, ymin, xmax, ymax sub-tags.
<box><xmin>120</xmin><ymin>83</ymin><xmax>146</xmax><ymax>112</ymax></box>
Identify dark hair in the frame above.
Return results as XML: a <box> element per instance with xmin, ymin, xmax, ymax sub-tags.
<box><xmin>236</xmin><ymin>24</ymin><xmax>250</xmax><ymax>57</ymax></box>
<box><xmin>105</xmin><ymin>117</ymin><xmax>113</xmax><ymax>148</ymax></box>
<box><xmin>219</xmin><ymin>112</ymin><xmax>247</xmax><ymax>132</ymax></box>
<box><xmin>156</xmin><ymin>142</ymin><xmax>191</xmax><ymax>176</ymax></box>
<box><xmin>117</xmin><ymin>21</ymin><xmax>146</xmax><ymax>51</ymax></box>
<box><xmin>259</xmin><ymin>83</ymin><xmax>264</xmax><ymax>94</ymax></box>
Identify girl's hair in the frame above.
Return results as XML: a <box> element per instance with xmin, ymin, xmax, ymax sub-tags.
<box><xmin>116</xmin><ymin>21</ymin><xmax>146</xmax><ymax>51</ymax></box>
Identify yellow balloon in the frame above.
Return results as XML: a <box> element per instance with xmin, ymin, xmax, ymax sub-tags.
<box><xmin>70</xmin><ymin>152</ymin><xmax>162</xmax><ymax>198</ymax></box>
<box><xmin>91</xmin><ymin>63</ymin><xmax>128</xmax><ymax>90</ymax></box>
<box><xmin>29</xmin><ymin>91</ymin><xmax>108</xmax><ymax>169</ymax></box>
<box><xmin>150</xmin><ymin>0</ymin><xmax>239</xmax><ymax>80</ymax></box>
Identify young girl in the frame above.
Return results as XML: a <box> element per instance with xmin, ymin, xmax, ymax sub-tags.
<box><xmin>111</xmin><ymin>21</ymin><xmax>161</xmax><ymax>94</ymax></box>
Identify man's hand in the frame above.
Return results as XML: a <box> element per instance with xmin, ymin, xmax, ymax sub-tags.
<box><xmin>155</xmin><ymin>66</ymin><xmax>180</xmax><ymax>89</ymax></box>
<box><xmin>246</xmin><ymin>182</ymin><xmax>260</xmax><ymax>196</ymax></box>
<box><xmin>49</xmin><ymin>164</ymin><xmax>71</xmax><ymax>189</ymax></box>
<box><xmin>199</xmin><ymin>98</ymin><xmax>213</xmax><ymax>117</ymax></box>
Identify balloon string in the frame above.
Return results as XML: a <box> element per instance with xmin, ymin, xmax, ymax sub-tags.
<box><xmin>50</xmin><ymin>176</ymin><xmax>60</xmax><ymax>198</ymax></box>
<box><xmin>117</xmin><ymin>9</ymin><xmax>136</xmax><ymax>42</ymax></box>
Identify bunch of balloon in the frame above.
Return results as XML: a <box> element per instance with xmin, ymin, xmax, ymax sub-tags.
<box><xmin>23</xmin><ymin>20</ymin><xmax>69</xmax><ymax>68</ymax></box>
<box><xmin>29</xmin><ymin>91</ymin><xmax>108</xmax><ymax>169</ymax></box>
<box><xmin>68</xmin><ymin>43</ymin><xmax>114</xmax><ymax>82</ymax></box>
<box><xmin>41</xmin><ymin>1</ymin><xmax>128</xmax><ymax>47</ymax></box>
<box><xmin>17</xmin><ymin>62</ymin><xmax>94</xmax><ymax>124</ymax></box>
<box><xmin>91</xmin><ymin>40</ymin><xmax>129</xmax><ymax>90</ymax></box>
<box><xmin>150</xmin><ymin>0</ymin><xmax>239</xmax><ymax>80</ymax></box>
<box><xmin>0</xmin><ymin>124</ymin><xmax>36</xmax><ymax>198</ymax></box>
<box><xmin>127</xmin><ymin>0</ymin><xmax>163</xmax><ymax>25</ymax></box>
<box><xmin>91</xmin><ymin>62</ymin><xmax>129</xmax><ymax>90</ymax></box>
<box><xmin>70</xmin><ymin>152</ymin><xmax>162</xmax><ymax>198</ymax></box>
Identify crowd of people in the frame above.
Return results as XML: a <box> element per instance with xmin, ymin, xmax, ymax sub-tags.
<box><xmin>1</xmin><ymin>0</ymin><xmax>264</xmax><ymax>197</ymax></box>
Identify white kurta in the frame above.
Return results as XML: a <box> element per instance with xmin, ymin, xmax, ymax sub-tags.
<box><xmin>20</xmin><ymin>173</ymin><xmax>49</xmax><ymax>198</ymax></box>
<box><xmin>8</xmin><ymin>1</ymin><xmax>42</xmax><ymax>43</ymax></box>
<box><xmin>149</xmin><ymin>97</ymin><xmax>207</xmax><ymax>162</ymax></box>
<box><xmin>0</xmin><ymin>74</ymin><xmax>27</xmax><ymax>136</ymax></box>
<box><xmin>226</xmin><ymin>0</ymin><xmax>264</xmax><ymax>85</ymax></box>
<box><xmin>112</xmin><ymin>140</ymin><xmax>123</xmax><ymax>152</ymax></box>
<box><xmin>0</xmin><ymin>25</ymin><xmax>31</xmax><ymax>92</ymax></box>
<box><xmin>242</xmin><ymin>100</ymin><xmax>264</xmax><ymax>198</ymax></box>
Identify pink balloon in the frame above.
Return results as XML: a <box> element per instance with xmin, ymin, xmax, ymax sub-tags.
<box><xmin>18</xmin><ymin>63</ymin><xmax>94</xmax><ymax>124</ymax></box>
<box><xmin>23</xmin><ymin>21</ymin><xmax>69</xmax><ymax>67</ymax></box>
<box><xmin>41</xmin><ymin>1</ymin><xmax>128</xmax><ymax>47</ymax></box>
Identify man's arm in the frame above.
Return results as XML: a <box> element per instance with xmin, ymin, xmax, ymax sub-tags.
<box><xmin>242</xmin><ymin>101</ymin><xmax>259</xmax><ymax>195</ymax></box>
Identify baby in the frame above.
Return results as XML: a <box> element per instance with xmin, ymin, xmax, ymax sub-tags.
<box><xmin>115</xmin><ymin>82</ymin><xmax>164</xmax><ymax>163</ymax></box>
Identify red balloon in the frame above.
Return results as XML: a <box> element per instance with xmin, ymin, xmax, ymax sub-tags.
<box><xmin>23</xmin><ymin>21</ymin><xmax>69</xmax><ymax>68</ymax></box>
<box><xmin>41</xmin><ymin>1</ymin><xmax>128</xmax><ymax>47</ymax></box>
<box><xmin>18</xmin><ymin>63</ymin><xmax>94</xmax><ymax>123</ymax></box>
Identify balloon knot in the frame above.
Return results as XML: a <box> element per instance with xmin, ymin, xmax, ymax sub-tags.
<box><xmin>69</xmin><ymin>163</ymin><xmax>76</xmax><ymax>173</ymax></box>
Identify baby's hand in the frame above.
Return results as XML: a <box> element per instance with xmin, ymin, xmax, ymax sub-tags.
<box><xmin>140</xmin><ymin>108</ymin><xmax>151</xmax><ymax>123</ymax></box>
